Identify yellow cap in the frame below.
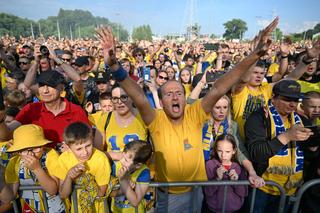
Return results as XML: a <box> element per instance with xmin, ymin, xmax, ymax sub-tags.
<box><xmin>7</xmin><ymin>124</ymin><xmax>51</xmax><ymax>152</ymax></box>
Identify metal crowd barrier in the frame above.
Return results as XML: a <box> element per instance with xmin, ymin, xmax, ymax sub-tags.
<box><xmin>290</xmin><ymin>178</ymin><xmax>320</xmax><ymax>213</ymax></box>
<box><xmin>13</xmin><ymin>180</ymin><xmax>286</xmax><ymax>213</ymax></box>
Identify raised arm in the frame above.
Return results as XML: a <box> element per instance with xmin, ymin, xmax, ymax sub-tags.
<box><xmin>201</xmin><ymin>17</ymin><xmax>279</xmax><ymax>114</ymax></box>
<box><xmin>96</xmin><ymin>27</ymin><xmax>155</xmax><ymax>125</ymax></box>
<box><xmin>286</xmin><ymin>39</ymin><xmax>320</xmax><ymax>80</ymax></box>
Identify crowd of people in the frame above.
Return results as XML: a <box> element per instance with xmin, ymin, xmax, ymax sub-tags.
<box><xmin>0</xmin><ymin>17</ymin><xmax>320</xmax><ymax>213</ymax></box>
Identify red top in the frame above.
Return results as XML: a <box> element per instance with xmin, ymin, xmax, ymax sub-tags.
<box><xmin>16</xmin><ymin>98</ymin><xmax>90</xmax><ymax>147</ymax></box>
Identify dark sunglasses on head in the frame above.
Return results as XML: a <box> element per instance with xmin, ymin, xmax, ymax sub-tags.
<box><xmin>158</xmin><ymin>75</ymin><xmax>169</xmax><ymax>80</ymax></box>
<box><xmin>111</xmin><ymin>95</ymin><xmax>128</xmax><ymax>103</ymax></box>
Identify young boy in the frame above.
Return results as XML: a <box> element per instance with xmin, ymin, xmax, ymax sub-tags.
<box><xmin>55</xmin><ymin>121</ymin><xmax>111</xmax><ymax>213</ymax></box>
<box><xmin>111</xmin><ymin>140</ymin><xmax>152</xmax><ymax>213</ymax></box>
<box><xmin>4</xmin><ymin>124</ymin><xmax>66</xmax><ymax>212</ymax></box>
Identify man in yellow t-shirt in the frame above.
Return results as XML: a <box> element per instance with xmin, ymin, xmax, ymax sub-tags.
<box><xmin>96</xmin><ymin>18</ymin><xmax>279</xmax><ymax>212</ymax></box>
<box><xmin>232</xmin><ymin>63</ymin><xmax>273</xmax><ymax>140</ymax></box>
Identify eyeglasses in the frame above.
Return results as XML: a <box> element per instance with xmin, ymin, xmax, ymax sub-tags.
<box><xmin>111</xmin><ymin>95</ymin><xmax>129</xmax><ymax>103</ymax></box>
<box><xmin>158</xmin><ymin>75</ymin><xmax>169</xmax><ymax>81</ymax></box>
<box><xmin>19</xmin><ymin>61</ymin><xmax>29</xmax><ymax>65</ymax></box>
<box><xmin>134</xmin><ymin>53</ymin><xmax>143</xmax><ymax>57</ymax></box>
<box><xmin>19</xmin><ymin>147</ymin><xmax>41</xmax><ymax>155</ymax></box>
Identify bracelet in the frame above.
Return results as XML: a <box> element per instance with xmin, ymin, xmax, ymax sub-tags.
<box><xmin>112</xmin><ymin>65</ymin><xmax>128</xmax><ymax>82</ymax></box>
<box><xmin>302</xmin><ymin>56</ymin><xmax>314</xmax><ymax>65</ymax></box>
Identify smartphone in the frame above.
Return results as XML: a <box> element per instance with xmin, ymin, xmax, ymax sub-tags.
<box><xmin>203</xmin><ymin>43</ymin><xmax>219</xmax><ymax>51</ymax></box>
<box><xmin>206</xmin><ymin>71</ymin><xmax>226</xmax><ymax>83</ymax></box>
<box><xmin>143</xmin><ymin>67</ymin><xmax>151</xmax><ymax>81</ymax></box>
<box><xmin>305</xmin><ymin>125</ymin><xmax>320</xmax><ymax>138</ymax></box>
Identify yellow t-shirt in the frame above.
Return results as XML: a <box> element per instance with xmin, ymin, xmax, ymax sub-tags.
<box><xmin>297</xmin><ymin>80</ymin><xmax>320</xmax><ymax>93</ymax></box>
<box><xmin>88</xmin><ymin>111</ymin><xmax>107</xmax><ymax>129</ymax></box>
<box><xmin>232</xmin><ymin>82</ymin><xmax>272</xmax><ymax>141</ymax></box>
<box><xmin>111</xmin><ymin>162</ymin><xmax>150</xmax><ymax>213</ymax></box>
<box><xmin>104</xmin><ymin>113</ymin><xmax>148</xmax><ymax>152</ymax></box>
<box><xmin>267</xmin><ymin>63</ymin><xmax>279</xmax><ymax>77</ymax></box>
<box><xmin>183</xmin><ymin>83</ymin><xmax>192</xmax><ymax>100</ymax></box>
<box><xmin>1</xmin><ymin>67</ymin><xmax>6</xmax><ymax>88</ymax></box>
<box><xmin>0</xmin><ymin>141</ymin><xmax>12</xmax><ymax>167</ymax></box>
<box><xmin>54</xmin><ymin>148</ymin><xmax>111</xmax><ymax>213</ymax></box>
<box><xmin>5</xmin><ymin>149</ymin><xmax>64</xmax><ymax>212</ymax></box>
<box><xmin>148</xmin><ymin>100</ymin><xmax>210</xmax><ymax>193</ymax></box>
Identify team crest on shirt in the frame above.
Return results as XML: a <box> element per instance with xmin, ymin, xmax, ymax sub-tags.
<box><xmin>183</xmin><ymin>138</ymin><xmax>193</xmax><ymax>150</ymax></box>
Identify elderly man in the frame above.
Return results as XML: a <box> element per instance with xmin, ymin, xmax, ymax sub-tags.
<box><xmin>96</xmin><ymin>18</ymin><xmax>279</xmax><ymax>212</ymax></box>
<box><xmin>0</xmin><ymin>70</ymin><xmax>89</xmax><ymax>149</ymax></box>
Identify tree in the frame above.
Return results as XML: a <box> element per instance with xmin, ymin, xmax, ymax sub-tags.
<box><xmin>0</xmin><ymin>10</ymin><xmax>129</xmax><ymax>40</ymax></box>
<box><xmin>132</xmin><ymin>25</ymin><xmax>153</xmax><ymax>41</ymax></box>
<box><xmin>274</xmin><ymin>28</ymin><xmax>283</xmax><ymax>41</ymax></box>
<box><xmin>223</xmin><ymin>19</ymin><xmax>247</xmax><ymax>40</ymax></box>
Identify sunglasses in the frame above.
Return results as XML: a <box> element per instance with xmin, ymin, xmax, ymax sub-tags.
<box><xmin>158</xmin><ymin>75</ymin><xmax>169</xmax><ymax>80</ymax></box>
<box><xmin>134</xmin><ymin>53</ymin><xmax>143</xmax><ymax>57</ymax></box>
<box><xmin>61</xmin><ymin>58</ymin><xmax>71</xmax><ymax>62</ymax></box>
<box><xmin>111</xmin><ymin>95</ymin><xmax>129</xmax><ymax>103</ymax></box>
<box><xmin>19</xmin><ymin>61</ymin><xmax>29</xmax><ymax>65</ymax></box>
<box><xmin>279</xmin><ymin>96</ymin><xmax>300</xmax><ymax>103</ymax></box>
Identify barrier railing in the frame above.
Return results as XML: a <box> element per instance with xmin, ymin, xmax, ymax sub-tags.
<box><xmin>290</xmin><ymin>178</ymin><xmax>320</xmax><ymax>213</ymax></box>
<box><xmin>13</xmin><ymin>180</ymin><xmax>286</xmax><ymax>213</ymax></box>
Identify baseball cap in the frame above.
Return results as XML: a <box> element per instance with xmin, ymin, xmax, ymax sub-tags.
<box><xmin>74</xmin><ymin>56</ymin><xmax>89</xmax><ymax>67</ymax></box>
<box><xmin>7</xmin><ymin>124</ymin><xmax>52</xmax><ymax>152</ymax></box>
<box><xmin>95</xmin><ymin>71</ymin><xmax>108</xmax><ymax>83</ymax></box>
<box><xmin>37</xmin><ymin>70</ymin><xmax>65</xmax><ymax>88</ymax></box>
<box><xmin>272</xmin><ymin>80</ymin><xmax>304</xmax><ymax>100</ymax></box>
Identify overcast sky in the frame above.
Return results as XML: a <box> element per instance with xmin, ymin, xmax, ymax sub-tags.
<box><xmin>1</xmin><ymin>0</ymin><xmax>319</xmax><ymax>38</ymax></box>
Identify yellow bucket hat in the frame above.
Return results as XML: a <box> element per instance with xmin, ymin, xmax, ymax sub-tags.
<box><xmin>7</xmin><ymin>124</ymin><xmax>52</xmax><ymax>152</ymax></box>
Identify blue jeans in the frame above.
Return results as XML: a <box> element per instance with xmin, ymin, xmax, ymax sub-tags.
<box><xmin>155</xmin><ymin>187</ymin><xmax>203</xmax><ymax>213</ymax></box>
<box><xmin>249</xmin><ymin>189</ymin><xmax>292</xmax><ymax>213</ymax></box>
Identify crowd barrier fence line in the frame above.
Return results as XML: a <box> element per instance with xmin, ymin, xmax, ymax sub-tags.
<box><xmin>13</xmin><ymin>180</ymin><xmax>287</xmax><ymax>213</ymax></box>
<box><xmin>290</xmin><ymin>178</ymin><xmax>320</xmax><ymax>213</ymax></box>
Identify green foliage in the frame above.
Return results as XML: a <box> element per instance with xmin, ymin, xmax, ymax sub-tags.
<box><xmin>0</xmin><ymin>9</ymin><xmax>129</xmax><ymax>41</ymax></box>
<box><xmin>275</xmin><ymin>28</ymin><xmax>283</xmax><ymax>41</ymax></box>
<box><xmin>223</xmin><ymin>19</ymin><xmax>247</xmax><ymax>40</ymax></box>
<box><xmin>132</xmin><ymin>25</ymin><xmax>153</xmax><ymax>41</ymax></box>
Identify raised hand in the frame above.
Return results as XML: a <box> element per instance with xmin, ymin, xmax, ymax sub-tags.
<box><xmin>254</xmin><ymin>17</ymin><xmax>279</xmax><ymax>57</ymax></box>
<box><xmin>95</xmin><ymin>26</ymin><xmax>117</xmax><ymax>67</ymax></box>
<box><xmin>306</xmin><ymin>39</ymin><xmax>320</xmax><ymax>59</ymax></box>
